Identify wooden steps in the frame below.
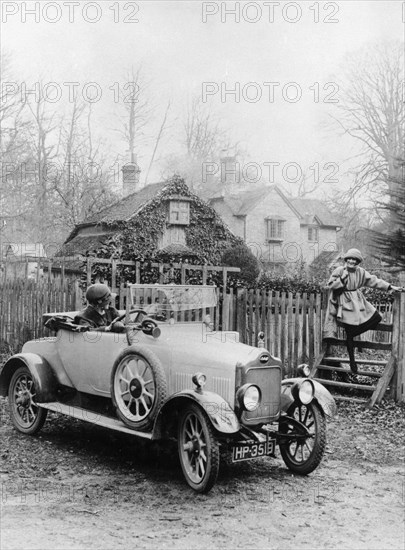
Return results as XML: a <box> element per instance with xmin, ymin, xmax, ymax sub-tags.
<box><xmin>325</xmin><ymin>338</ymin><xmax>392</xmax><ymax>351</ymax></box>
<box><xmin>311</xmin><ymin>294</ymin><xmax>404</xmax><ymax>406</ymax></box>
<box><xmin>311</xmin><ymin>330</ymin><xmax>394</xmax><ymax>406</ymax></box>
<box><xmin>323</xmin><ymin>357</ymin><xmax>387</xmax><ymax>366</ymax></box>
<box><xmin>317</xmin><ymin>364</ymin><xmax>382</xmax><ymax>378</ymax></box>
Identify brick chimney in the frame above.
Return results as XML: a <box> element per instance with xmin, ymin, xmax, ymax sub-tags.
<box><xmin>122</xmin><ymin>162</ymin><xmax>141</xmax><ymax>196</ymax></box>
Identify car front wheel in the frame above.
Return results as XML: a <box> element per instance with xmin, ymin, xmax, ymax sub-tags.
<box><xmin>178</xmin><ymin>403</ymin><xmax>220</xmax><ymax>493</ymax></box>
<box><xmin>9</xmin><ymin>366</ymin><xmax>48</xmax><ymax>434</ymax></box>
<box><xmin>111</xmin><ymin>346</ymin><xmax>167</xmax><ymax>431</ymax></box>
<box><xmin>279</xmin><ymin>401</ymin><xmax>326</xmax><ymax>475</ymax></box>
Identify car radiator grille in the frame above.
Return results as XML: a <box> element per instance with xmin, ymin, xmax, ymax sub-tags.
<box><xmin>241</xmin><ymin>366</ymin><xmax>282</xmax><ymax>426</ymax></box>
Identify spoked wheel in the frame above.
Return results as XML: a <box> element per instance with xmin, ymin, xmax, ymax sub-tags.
<box><xmin>111</xmin><ymin>346</ymin><xmax>167</xmax><ymax>431</ymax></box>
<box><xmin>178</xmin><ymin>404</ymin><xmax>220</xmax><ymax>493</ymax></box>
<box><xmin>279</xmin><ymin>401</ymin><xmax>326</xmax><ymax>475</ymax></box>
<box><xmin>9</xmin><ymin>366</ymin><xmax>48</xmax><ymax>434</ymax></box>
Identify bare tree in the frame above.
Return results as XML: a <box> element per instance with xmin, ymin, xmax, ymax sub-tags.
<box><xmin>0</xmin><ymin>54</ymin><xmax>34</xmax><ymax>241</ymax></box>
<box><xmin>162</xmin><ymin>95</ymin><xmax>240</xmax><ymax>192</ymax></box>
<box><xmin>113</xmin><ymin>66</ymin><xmax>154</xmax><ymax>171</ymax></box>
<box><xmin>51</xmin><ymin>98</ymin><xmax>118</xmax><ymax>233</ymax></box>
<box><xmin>326</xmin><ymin>191</ymin><xmax>374</xmax><ymax>248</ymax></box>
<box><xmin>184</xmin><ymin>96</ymin><xmax>227</xmax><ymax>160</ymax></box>
<box><xmin>24</xmin><ymin>86</ymin><xmax>60</xmax><ymax>242</ymax></box>
<box><xmin>144</xmin><ymin>100</ymin><xmax>171</xmax><ymax>185</ymax></box>
<box><xmin>333</xmin><ymin>41</ymin><xmax>404</xmax><ymax>206</ymax></box>
<box><xmin>279</xmin><ymin>169</ymin><xmax>321</xmax><ymax>198</ymax></box>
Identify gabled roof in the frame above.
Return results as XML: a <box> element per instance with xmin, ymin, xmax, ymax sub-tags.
<box><xmin>56</xmin><ymin>234</ymin><xmax>116</xmax><ymax>258</ymax></box>
<box><xmin>64</xmin><ymin>181</ymin><xmax>169</xmax><ymax>244</ymax></box>
<box><xmin>210</xmin><ymin>185</ymin><xmax>302</xmax><ymax>218</ymax></box>
<box><xmin>57</xmin><ymin>176</ymin><xmax>239</xmax><ymax>260</ymax></box>
<box><xmin>85</xmin><ymin>181</ymin><xmax>167</xmax><ymax>224</ymax></box>
<box><xmin>290</xmin><ymin>198</ymin><xmax>341</xmax><ymax>227</ymax></box>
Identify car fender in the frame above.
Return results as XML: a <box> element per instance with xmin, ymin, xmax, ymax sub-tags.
<box><xmin>281</xmin><ymin>378</ymin><xmax>337</xmax><ymax>418</ymax></box>
<box><xmin>153</xmin><ymin>389</ymin><xmax>240</xmax><ymax>439</ymax></box>
<box><xmin>0</xmin><ymin>353</ymin><xmax>59</xmax><ymax>402</ymax></box>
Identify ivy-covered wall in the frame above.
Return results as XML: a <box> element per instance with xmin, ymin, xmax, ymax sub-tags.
<box><xmin>97</xmin><ymin>175</ymin><xmax>242</xmax><ymax>262</ymax></box>
<box><xmin>86</xmin><ymin>175</ymin><xmax>245</xmax><ymax>285</ymax></box>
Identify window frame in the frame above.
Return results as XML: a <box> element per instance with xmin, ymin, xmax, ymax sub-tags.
<box><xmin>168</xmin><ymin>200</ymin><xmax>190</xmax><ymax>225</ymax></box>
<box><xmin>308</xmin><ymin>226</ymin><xmax>319</xmax><ymax>242</ymax></box>
<box><xmin>266</xmin><ymin>218</ymin><xmax>285</xmax><ymax>241</ymax></box>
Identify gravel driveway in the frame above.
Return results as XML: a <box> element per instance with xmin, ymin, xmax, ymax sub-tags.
<box><xmin>1</xmin><ymin>399</ymin><xmax>404</xmax><ymax>550</ymax></box>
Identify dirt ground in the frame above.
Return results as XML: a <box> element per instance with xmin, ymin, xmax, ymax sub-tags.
<box><xmin>0</xmin><ymin>398</ymin><xmax>404</xmax><ymax>550</ymax></box>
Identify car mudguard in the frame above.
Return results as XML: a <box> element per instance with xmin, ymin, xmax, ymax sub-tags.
<box><xmin>0</xmin><ymin>353</ymin><xmax>59</xmax><ymax>402</ymax></box>
<box><xmin>153</xmin><ymin>389</ymin><xmax>240</xmax><ymax>439</ymax></box>
<box><xmin>281</xmin><ymin>378</ymin><xmax>337</xmax><ymax>418</ymax></box>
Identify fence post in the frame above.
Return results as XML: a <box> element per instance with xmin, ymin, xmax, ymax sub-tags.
<box><xmin>86</xmin><ymin>258</ymin><xmax>92</xmax><ymax>286</ymax></box>
<box><xmin>394</xmin><ymin>292</ymin><xmax>405</xmax><ymax>402</ymax></box>
<box><xmin>111</xmin><ymin>259</ymin><xmax>117</xmax><ymax>293</ymax></box>
<box><xmin>48</xmin><ymin>260</ymin><xmax>52</xmax><ymax>283</ymax></box>
<box><xmin>61</xmin><ymin>258</ymin><xmax>65</xmax><ymax>286</ymax></box>
<box><xmin>236</xmin><ymin>288</ymin><xmax>247</xmax><ymax>343</ymax></box>
<box><xmin>73</xmin><ymin>280</ymin><xmax>82</xmax><ymax>310</ymax></box>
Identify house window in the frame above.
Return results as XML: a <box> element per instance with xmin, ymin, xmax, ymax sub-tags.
<box><xmin>169</xmin><ymin>200</ymin><xmax>190</xmax><ymax>225</ymax></box>
<box><xmin>308</xmin><ymin>226</ymin><xmax>319</xmax><ymax>242</ymax></box>
<box><xmin>266</xmin><ymin>218</ymin><xmax>285</xmax><ymax>240</ymax></box>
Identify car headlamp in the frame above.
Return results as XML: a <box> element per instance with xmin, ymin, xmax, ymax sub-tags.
<box><xmin>237</xmin><ymin>384</ymin><xmax>261</xmax><ymax>412</ymax></box>
<box><xmin>192</xmin><ymin>372</ymin><xmax>207</xmax><ymax>391</ymax></box>
<box><xmin>298</xmin><ymin>379</ymin><xmax>314</xmax><ymax>405</ymax></box>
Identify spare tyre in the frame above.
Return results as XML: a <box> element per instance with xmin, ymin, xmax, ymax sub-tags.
<box><xmin>111</xmin><ymin>346</ymin><xmax>167</xmax><ymax>431</ymax></box>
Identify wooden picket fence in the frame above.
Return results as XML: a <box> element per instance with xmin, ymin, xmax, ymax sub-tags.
<box><xmin>0</xmin><ymin>278</ymin><xmax>395</xmax><ymax>380</ymax></box>
<box><xmin>0</xmin><ymin>279</ymin><xmax>82</xmax><ymax>352</ymax></box>
<box><xmin>223</xmin><ymin>289</ymin><xmax>323</xmax><ymax>376</ymax></box>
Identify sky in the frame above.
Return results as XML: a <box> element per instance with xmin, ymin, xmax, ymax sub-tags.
<box><xmin>1</xmin><ymin>0</ymin><xmax>404</xmax><ymax>196</ymax></box>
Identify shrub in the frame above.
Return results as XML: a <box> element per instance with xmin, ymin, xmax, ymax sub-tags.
<box><xmin>221</xmin><ymin>245</ymin><xmax>260</xmax><ymax>286</ymax></box>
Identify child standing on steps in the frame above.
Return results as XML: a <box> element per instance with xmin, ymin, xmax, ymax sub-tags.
<box><xmin>323</xmin><ymin>248</ymin><xmax>403</xmax><ymax>373</ymax></box>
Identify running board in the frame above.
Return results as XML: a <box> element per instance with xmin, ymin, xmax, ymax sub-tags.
<box><xmin>38</xmin><ymin>402</ymin><xmax>153</xmax><ymax>439</ymax></box>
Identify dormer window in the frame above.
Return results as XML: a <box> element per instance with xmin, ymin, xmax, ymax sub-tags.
<box><xmin>266</xmin><ymin>217</ymin><xmax>285</xmax><ymax>241</ymax></box>
<box><xmin>308</xmin><ymin>226</ymin><xmax>319</xmax><ymax>242</ymax></box>
<box><xmin>169</xmin><ymin>200</ymin><xmax>190</xmax><ymax>225</ymax></box>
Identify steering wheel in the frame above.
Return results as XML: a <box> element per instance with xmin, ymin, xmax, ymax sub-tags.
<box><xmin>112</xmin><ymin>309</ymin><xmax>148</xmax><ymax>324</ymax></box>
<box><xmin>112</xmin><ymin>309</ymin><xmax>159</xmax><ymax>336</ymax></box>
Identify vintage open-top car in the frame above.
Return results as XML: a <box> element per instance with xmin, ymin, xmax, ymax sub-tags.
<box><xmin>0</xmin><ymin>284</ymin><xmax>336</xmax><ymax>493</ymax></box>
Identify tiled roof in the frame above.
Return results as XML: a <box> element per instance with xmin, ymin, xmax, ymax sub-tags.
<box><xmin>211</xmin><ymin>186</ymin><xmax>275</xmax><ymax>216</ymax></box>
<box><xmin>309</xmin><ymin>250</ymin><xmax>341</xmax><ymax>270</ymax></box>
<box><xmin>290</xmin><ymin>198</ymin><xmax>341</xmax><ymax>227</ymax></box>
<box><xmin>209</xmin><ymin>185</ymin><xmax>303</xmax><ymax>218</ymax></box>
<box><xmin>235</xmin><ymin>187</ymin><xmax>273</xmax><ymax>215</ymax></box>
<box><xmin>56</xmin><ymin>234</ymin><xmax>116</xmax><ymax>257</ymax></box>
<box><xmin>84</xmin><ymin>181</ymin><xmax>167</xmax><ymax>224</ymax></box>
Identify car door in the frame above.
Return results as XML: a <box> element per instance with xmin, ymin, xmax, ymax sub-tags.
<box><xmin>56</xmin><ymin>330</ymin><xmax>127</xmax><ymax>396</ymax></box>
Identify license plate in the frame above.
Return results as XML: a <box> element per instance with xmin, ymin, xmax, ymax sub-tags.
<box><xmin>232</xmin><ymin>439</ymin><xmax>275</xmax><ymax>462</ymax></box>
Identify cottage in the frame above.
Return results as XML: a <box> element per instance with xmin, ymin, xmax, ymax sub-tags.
<box><xmin>57</xmin><ymin>175</ymin><xmax>241</xmax><ymax>264</ymax></box>
<box><xmin>208</xmin><ymin>185</ymin><xmax>341</xmax><ymax>272</ymax></box>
